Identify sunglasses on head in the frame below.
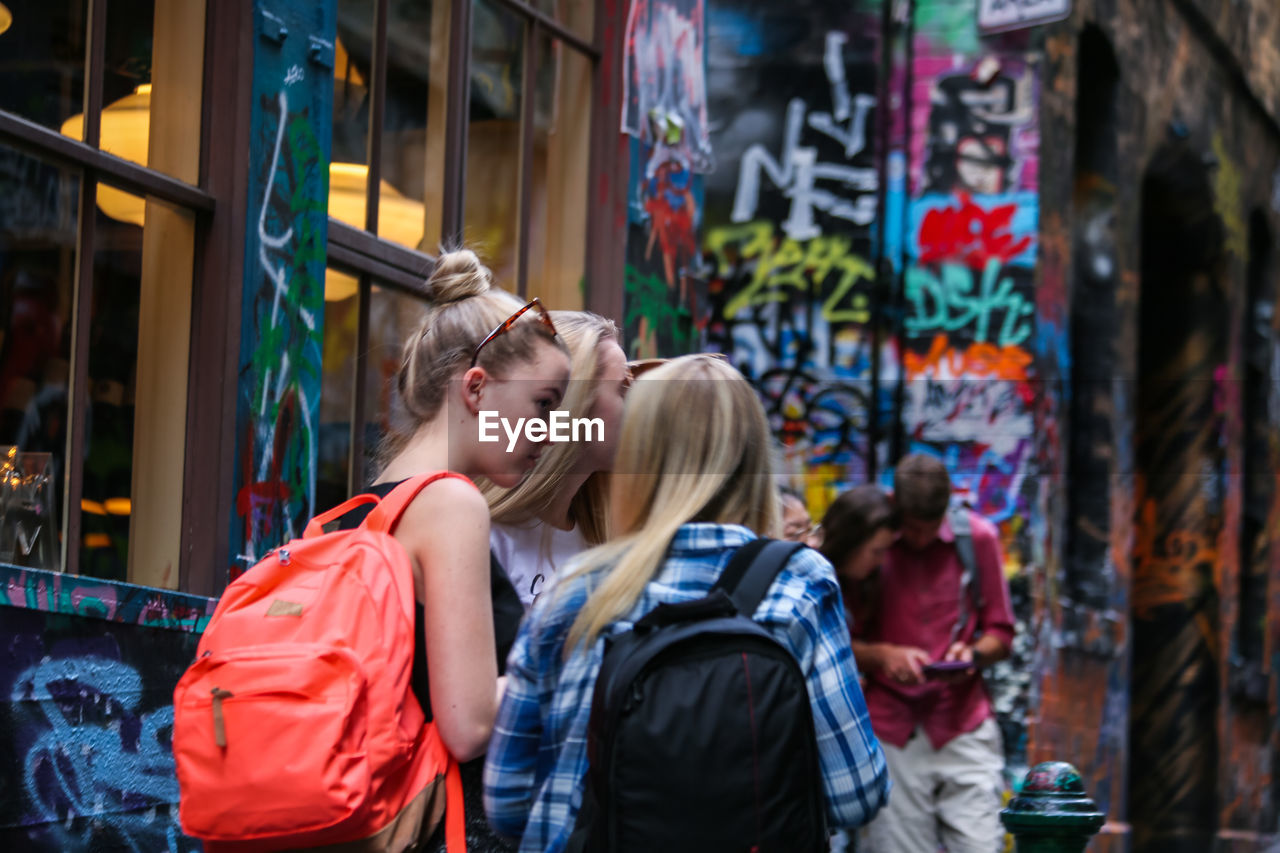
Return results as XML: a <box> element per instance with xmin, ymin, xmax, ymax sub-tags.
<box><xmin>470</xmin><ymin>297</ymin><xmax>558</xmax><ymax>368</ymax></box>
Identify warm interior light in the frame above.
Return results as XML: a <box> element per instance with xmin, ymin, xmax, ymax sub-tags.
<box><xmin>60</xmin><ymin>85</ymin><xmax>426</xmax><ymax>302</ymax></box>
<box><xmin>104</xmin><ymin>497</ymin><xmax>132</xmax><ymax>516</ymax></box>
<box><xmin>81</xmin><ymin>499</ymin><xmax>107</xmax><ymax>516</ymax></box>
<box><xmin>0</xmin><ymin>4</ymin><xmax>12</xmax><ymax>36</ymax></box>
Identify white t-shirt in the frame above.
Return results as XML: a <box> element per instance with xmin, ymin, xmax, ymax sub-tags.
<box><xmin>490</xmin><ymin>521</ymin><xmax>588</xmax><ymax>609</ymax></box>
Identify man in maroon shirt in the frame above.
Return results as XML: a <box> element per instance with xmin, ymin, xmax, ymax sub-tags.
<box><xmin>853</xmin><ymin>454</ymin><xmax>1015</xmax><ymax>852</ymax></box>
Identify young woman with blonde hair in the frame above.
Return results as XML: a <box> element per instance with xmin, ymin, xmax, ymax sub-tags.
<box><xmin>485</xmin><ymin>311</ymin><xmax>629</xmax><ymax>607</ymax></box>
<box><xmin>336</xmin><ymin>248</ymin><xmax>570</xmax><ymax>851</ymax></box>
<box><xmin>484</xmin><ymin>354</ymin><xmax>889</xmax><ymax>852</ymax></box>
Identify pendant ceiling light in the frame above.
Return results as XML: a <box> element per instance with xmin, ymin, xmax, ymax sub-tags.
<box><xmin>0</xmin><ymin>4</ymin><xmax>13</xmax><ymax>36</ymax></box>
<box><xmin>60</xmin><ymin>76</ymin><xmax>426</xmax><ymax>303</ymax></box>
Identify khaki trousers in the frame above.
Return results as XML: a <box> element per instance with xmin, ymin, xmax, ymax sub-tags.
<box><xmin>862</xmin><ymin>717</ymin><xmax>1005</xmax><ymax>853</ymax></box>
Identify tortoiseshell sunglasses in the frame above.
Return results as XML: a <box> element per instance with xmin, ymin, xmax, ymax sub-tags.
<box><xmin>470</xmin><ymin>297</ymin><xmax>559</xmax><ymax>368</ymax></box>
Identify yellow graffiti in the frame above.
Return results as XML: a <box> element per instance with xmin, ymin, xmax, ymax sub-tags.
<box><xmin>705</xmin><ymin>221</ymin><xmax>876</xmax><ymax>323</ymax></box>
<box><xmin>1212</xmin><ymin>133</ymin><xmax>1248</xmax><ymax>259</ymax></box>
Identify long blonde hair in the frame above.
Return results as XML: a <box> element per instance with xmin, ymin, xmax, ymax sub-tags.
<box><xmin>563</xmin><ymin>355</ymin><xmax>781</xmax><ymax>652</ymax></box>
<box><xmin>484</xmin><ymin>311</ymin><xmax>620</xmax><ymax>545</ymax></box>
<box><xmin>379</xmin><ymin>249</ymin><xmax>564</xmax><ymax>465</ymax></box>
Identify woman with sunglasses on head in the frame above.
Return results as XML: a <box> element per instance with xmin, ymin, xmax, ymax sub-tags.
<box><xmin>484</xmin><ymin>354</ymin><xmax>889</xmax><ymax>852</ymax></box>
<box><xmin>336</xmin><ymin>249</ymin><xmax>569</xmax><ymax>851</ymax></box>
<box><xmin>484</xmin><ymin>312</ymin><xmax>630</xmax><ymax>609</ymax></box>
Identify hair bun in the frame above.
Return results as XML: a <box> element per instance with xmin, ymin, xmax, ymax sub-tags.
<box><xmin>428</xmin><ymin>249</ymin><xmax>493</xmax><ymax>303</ymax></box>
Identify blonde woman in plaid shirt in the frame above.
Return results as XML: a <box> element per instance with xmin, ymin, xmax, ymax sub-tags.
<box><xmin>484</xmin><ymin>354</ymin><xmax>890</xmax><ymax>851</ymax></box>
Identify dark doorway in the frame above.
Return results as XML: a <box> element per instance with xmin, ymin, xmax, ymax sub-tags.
<box><xmin>1066</xmin><ymin>24</ymin><xmax>1121</xmax><ymax>613</ymax></box>
<box><xmin>1129</xmin><ymin>138</ymin><xmax>1226</xmax><ymax>852</ymax></box>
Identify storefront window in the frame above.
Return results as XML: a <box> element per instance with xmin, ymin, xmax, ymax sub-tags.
<box><xmin>526</xmin><ymin>33</ymin><xmax>590</xmax><ymax>308</ymax></box>
<box><xmin>465</xmin><ymin>0</ymin><xmax>525</xmax><ymax>286</ymax></box>
<box><xmin>535</xmin><ymin>0</ymin><xmax>593</xmax><ymax>42</ymax></box>
<box><xmin>0</xmin><ymin>0</ymin><xmax>206</xmax><ymax>586</ymax></box>
<box><xmin>318</xmin><ymin>277</ymin><xmax>428</xmax><ymax>502</ymax></box>
<box><xmin>81</xmin><ymin>184</ymin><xmax>142</xmax><ymax>582</ymax></box>
<box><xmin>379</xmin><ymin>0</ymin><xmax>439</xmax><ymax>253</ymax></box>
<box><xmin>0</xmin><ymin>0</ymin><xmax>87</xmax><ymax>137</ymax></box>
<box><xmin>0</xmin><ymin>145</ymin><xmax>77</xmax><ymax>573</ymax></box>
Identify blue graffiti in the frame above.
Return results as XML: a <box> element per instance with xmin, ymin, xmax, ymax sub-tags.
<box><xmin>13</xmin><ymin>655</ymin><xmax>186</xmax><ymax>852</ymax></box>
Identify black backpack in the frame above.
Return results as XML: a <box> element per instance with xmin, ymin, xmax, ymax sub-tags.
<box><xmin>566</xmin><ymin>538</ymin><xmax>828</xmax><ymax>853</ymax></box>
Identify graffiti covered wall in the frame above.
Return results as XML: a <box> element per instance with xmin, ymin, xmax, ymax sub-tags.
<box><xmin>700</xmin><ymin>0</ymin><xmax>884</xmax><ymax>507</ymax></box>
<box><xmin>688</xmin><ymin>0</ymin><xmax>1046</xmax><ymax>780</ymax></box>
<box><xmin>0</xmin><ymin>566</ymin><xmax>214</xmax><ymax>851</ymax></box>
<box><xmin>231</xmin><ymin>1</ymin><xmax>338</xmax><ymax>579</ymax></box>
<box><xmin>622</xmin><ymin>0</ymin><xmax>713</xmax><ymax>357</ymax></box>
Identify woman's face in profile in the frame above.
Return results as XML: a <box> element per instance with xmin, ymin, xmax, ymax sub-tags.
<box><xmin>842</xmin><ymin>527</ymin><xmax>895</xmax><ymax>581</ymax></box>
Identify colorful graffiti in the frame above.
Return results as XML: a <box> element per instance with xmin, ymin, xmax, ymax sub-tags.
<box><xmin>231</xmin><ymin>2</ymin><xmax>337</xmax><ymax>575</ymax></box>
<box><xmin>729</xmin><ymin>30</ymin><xmax>879</xmax><ymax>240</ymax></box>
<box><xmin>1</xmin><ymin>587</ymin><xmax>210</xmax><ymax>851</ymax></box>
<box><xmin>622</xmin><ymin>0</ymin><xmax>712</xmax><ymax>356</ymax></box>
<box><xmin>0</xmin><ymin>565</ymin><xmax>215</xmax><ymax>633</ymax></box>
<box><xmin>699</xmin><ymin>13</ymin><xmax>882</xmax><ymax>484</ymax></box>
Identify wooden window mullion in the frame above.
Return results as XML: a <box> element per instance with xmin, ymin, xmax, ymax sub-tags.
<box><xmin>441</xmin><ymin>0</ymin><xmax>473</xmax><ymax>245</ymax></box>
<box><xmin>63</xmin><ymin>0</ymin><xmax>109</xmax><ymax>576</ymax></box>
<box><xmin>365</xmin><ymin>0</ymin><xmax>389</xmax><ymax>234</ymax></box>
<box><xmin>348</xmin><ymin>275</ymin><xmax>372</xmax><ymax>496</ymax></box>
<box><xmin>515</xmin><ymin>21</ymin><xmax>539</xmax><ymax>298</ymax></box>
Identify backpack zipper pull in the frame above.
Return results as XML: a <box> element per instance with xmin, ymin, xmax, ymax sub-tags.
<box><xmin>211</xmin><ymin>687</ymin><xmax>234</xmax><ymax>747</ymax></box>
<box><xmin>278</xmin><ymin>548</ymin><xmax>291</xmax><ymax>566</ymax></box>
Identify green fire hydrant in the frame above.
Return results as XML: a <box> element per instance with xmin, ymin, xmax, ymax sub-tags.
<box><xmin>1000</xmin><ymin>761</ymin><xmax>1106</xmax><ymax>852</ymax></box>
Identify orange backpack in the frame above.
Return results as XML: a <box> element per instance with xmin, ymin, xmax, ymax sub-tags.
<box><xmin>174</xmin><ymin>474</ymin><xmax>469</xmax><ymax>852</ymax></box>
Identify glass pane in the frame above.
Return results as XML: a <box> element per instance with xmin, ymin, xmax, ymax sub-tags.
<box><xmin>0</xmin><ymin>0</ymin><xmax>87</xmax><ymax>136</ymax></box>
<box><xmin>317</xmin><ymin>268</ymin><xmax>359</xmax><ymax>513</ymax></box>
<box><xmin>527</xmin><ymin>36</ymin><xmax>591</xmax><ymax>308</ymax></box>
<box><xmin>377</xmin><ymin>0</ymin><xmax>437</xmax><ymax>252</ymax></box>
<box><xmin>79</xmin><ymin>183</ymin><xmax>143</xmax><ymax>582</ymax></box>
<box><xmin>331</xmin><ymin>0</ymin><xmax>375</xmax><ymax>234</ymax></box>
<box><xmin>0</xmin><ymin>144</ymin><xmax>79</xmax><ymax>572</ymax></box>
<box><xmin>465</xmin><ymin>0</ymin><xmax>524</xmax><ymax>286</ymax></box>
<box><xmin>52</xmin><ymin>0</ymin><xmax>206</xmax><ymax>182</ymax></box>
<box><xmin>361</xmin><ymin>285</ymin><xmax>427</xmax><ymax>486</ymax></box>
<box><xmin>535</xmin><ymin>0</ymin><xmax>593</xmax><ymax>42</ymax></box>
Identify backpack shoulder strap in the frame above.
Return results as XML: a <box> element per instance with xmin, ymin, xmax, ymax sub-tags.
<box><xmin>713</xmin><ymin>538</ymin><xmax>806</xmax><ymax>617</ymax></box>
<box><xmin>949</xmin><ymin>507</ymin><xmax>985</xmax><ymax>640</ymax></box>
<box><xmin>364</xmin><ymin>472</ymin><xmax>476</xmax><ymax>535</ymax></box>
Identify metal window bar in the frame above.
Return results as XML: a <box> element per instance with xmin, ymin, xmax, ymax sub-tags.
<box><xmin>364</xmin><ymin>0</ymin><xmax>389</xmax><ymax>235</ymax></box>
<box><xmin>488</xmin><ymin>0</ymin><xmax>598</xmax><ymax>59</ymax></box>
<box><xmin>0</xmin><ymin>113</ymin><xmax>215</xmax><ymax>214</ymax></box>
<box><xmin>348</xmin><ymin>274</ymin><xmax>373</xmax><ymax>495</ymax></box>
<box><xmin>62</xmin><ymin>0</ymin><xmax>110</xmax><ymax>577</ymax></box>
<box><xmin>515</xmin><ymin>20</ymin><xmax>540</xmax><ymax>298</ymax></box>
<box><xmin>440</xmin><ymin>0</ymin><xmax>474</xmax><ymax>244</ymax></box>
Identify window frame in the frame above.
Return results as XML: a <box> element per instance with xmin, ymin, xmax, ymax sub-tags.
<box><xmin>327</xmin><ymin>0</ymin><xmax>607</xmax><ymax>499</ymax></box>
<box><xmin>0</xmin><ymin>0</ymin><xmax>217</xmax><ymax>583</ymax></box>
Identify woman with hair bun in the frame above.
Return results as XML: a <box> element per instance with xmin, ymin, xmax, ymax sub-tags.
<box><xmin>338</xmin><ymin>248</ymin><xmax>570</xmax><ymax>851</ymax></box>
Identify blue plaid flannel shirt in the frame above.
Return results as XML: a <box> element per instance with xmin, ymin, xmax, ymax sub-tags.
<box><xmin>483</xmin><ymin>523</ymin><xmax>890</xmax><ymax>852</ymax></box>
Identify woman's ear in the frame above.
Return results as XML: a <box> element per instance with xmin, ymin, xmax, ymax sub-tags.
<box><xmin>460</xmin><ymin>366</ymin><xmax>487</xmax><ymax>416</ymax></box>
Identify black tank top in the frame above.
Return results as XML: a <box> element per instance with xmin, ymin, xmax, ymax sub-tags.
<box><xmin>334</xmin><ymin>480</ymin><xmax>524</xmax><ymax>719</ymax></box>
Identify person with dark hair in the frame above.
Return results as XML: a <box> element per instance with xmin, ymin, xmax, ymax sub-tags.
<box><xmin>818</xmin><ymin>485</ymin><xmax>897</xmax><ymax>635</ymax></box>
<box><xmin>855</xmin><ymin>453</ymin><xmax>1016</xmax><ymax>853</ymax></box>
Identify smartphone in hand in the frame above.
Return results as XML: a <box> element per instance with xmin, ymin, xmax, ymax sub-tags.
<box><xmin>921</xmin><ymin>660</ymin><xmax>972</xmax><ymax>678</ymax></box>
